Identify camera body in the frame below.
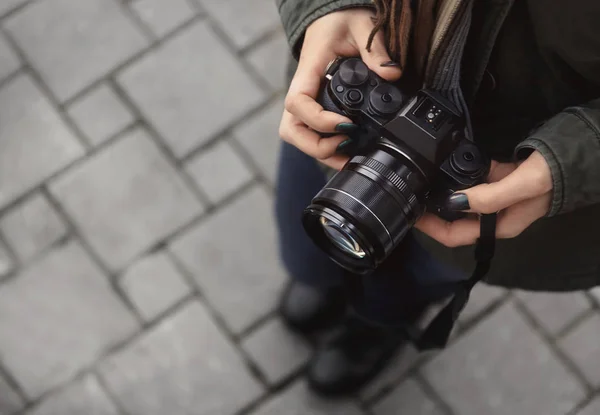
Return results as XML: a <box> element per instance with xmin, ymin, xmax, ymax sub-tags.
<box><xmin>301</xmin><ymin>58</ymin><xmax>490</xmax><ymax>274</ymax></box>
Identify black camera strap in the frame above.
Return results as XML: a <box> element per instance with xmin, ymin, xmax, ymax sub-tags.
<box><xmin>412</xmin><ymin>0</ymin><xmax>498</xmax><ymax>350</ymax></box>
<box><xmin>414</xmin><ymin>212</ymin><xmax>497</xmax><ymax>350</ymax></box>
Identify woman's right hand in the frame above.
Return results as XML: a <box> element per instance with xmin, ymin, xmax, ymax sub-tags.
<box><xmin>279</xmin><ymin>8</ymin><xmax>404</xmax><ymax>170</ymax></box>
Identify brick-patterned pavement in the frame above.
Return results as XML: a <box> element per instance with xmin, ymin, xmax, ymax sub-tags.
<box><xmin>0</xmin><ymin>1</ymin><xmax>598</xmax><ymax>414</ymax></box>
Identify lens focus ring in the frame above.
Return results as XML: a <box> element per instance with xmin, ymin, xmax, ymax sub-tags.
<box><xmin>349</xmin><ymin>156</ymin><xmax>419</xmax><ymax>210</ymax></box>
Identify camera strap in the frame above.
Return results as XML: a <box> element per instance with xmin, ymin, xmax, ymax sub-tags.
<box><xmin>413</xmin><ymin>0</ymin><xmax>499</xmax><ymax>350</ymax></box>
<box><xmin>414</xmin><ymin>212</ymin><xmax>497</xmax><ymax>350</ymax></box>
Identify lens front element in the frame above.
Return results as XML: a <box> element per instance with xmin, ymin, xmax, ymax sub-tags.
<box><xmin>319</xmin><ymin>216</ymin><xmax>366</xmax><ymax>259</ymax></box>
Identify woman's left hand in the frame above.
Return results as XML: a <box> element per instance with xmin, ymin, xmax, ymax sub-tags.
<box><xmin>415</xmin><ymin>150</ymin><xmax>553</xmax><ymax>247</ymax></box>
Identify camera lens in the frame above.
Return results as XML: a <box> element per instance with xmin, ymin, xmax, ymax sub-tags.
<box><xmin>319</xmin><ymin>217</ymin><xmax>366</xmax><ymax>259</ymax></box>
<box><xmin>302</xmin><ymin>145</ymin><xmax>427</xmax><ymax>274</ymax></box>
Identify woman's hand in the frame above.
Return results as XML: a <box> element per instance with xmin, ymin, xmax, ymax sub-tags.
<box><xmin>279</xmin><ymin>8</ymin><xmax>403</xmax><ymax>170</ymax></box>
<box><xmin>415</xmin><ymin>151</ymin><xmax>553</xmax><ymax>247</ymax></box>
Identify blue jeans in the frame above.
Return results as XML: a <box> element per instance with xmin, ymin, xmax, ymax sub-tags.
<box><xmin>275</xmin><ymin>142</ymin><xmax>466</xmax><ymax>326</ymax></box>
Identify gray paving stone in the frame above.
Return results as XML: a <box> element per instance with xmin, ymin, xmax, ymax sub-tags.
<box><xmin>232</xmin><ymin>98</ymin><xmax>283</xmax><ymax>185</ymax></box>
<box><xmin>422</xmin><ymin>301</ymin><xmax>584</xmax><ymax>415</ymax></box>
<box><xmin>119</xmin><ymin>251</ymin><xmax>191</xmax><ymax>321</ymax></box>
<box><xmin>0</xmin><ymin>34</ymin><xmax>20</xmax><ymax>82</ymax></box>
<box><xmin>360</xmin><ymin>345</ymin><xmax>422</xmax><ymax>401</ymax></box>
<box><xmin>197</xmin><ymin>0</ymin><xmax>280</xmax><ymax>50</ymax></box>
<box><xmin>251</xmin><ymin>381</ymin><xmax>364</xmax><ymax>415</ymax></box>
<box><xmin>67</xmin><ymin>84</ymin><xmax>135</xmax><ymax>146</ymax></box>
<box><xmin>117</xmin><ymin>21</ymin><xmax>267</xmax><ymax>158</ymax></box>
<box><xmin>0</xmin><ymin>192</ymin><xmax>67</xmax><ymax>263</ymax></box>
<box><xmin>241</xmin><ymin>318</ymin><xmax>311</xmax><ymax>385</ymax></box>
<box><xmin>50</xmin><ymin>128</ymin><xmax>203</xmax><ymax>271</ymax></box>
<box><xmin>576</xmin><ymin>396</ymin><xmax>600</xmax><ymax>415</ymax></box>
<box><xmin>28</xmin><ymin>375</ymin><xmax>119</xmax><ymax>415</ymax></box>
<box><xmin>0</xmin><ymin>0</ymin><xmax>27</xmax><ymax>16</ymax></box>
<box><xmin>185</xmin><ymin>139</ymin><xmax>254</xmax><ymax>204</ymax></box>
<box><xmin>99</xmin><ymin>300</ymin><xmax>263</xmax><ymax>415</ymax></box>
<box><xmin>559</xmin><ymin>313</ymin><xmax>600</xmax><ymax>387</ymax></box>
<box><xmin>516</xmin><ymin>290</ymin><xmax>590</xmax><ymax>336</ymax></box>
<box><xmin>5</xmin><ymin>0</ymin><xmax>148</xmax><ymax>102</ymax></box>
<box><xmin>0</xmin><ymin>240</ymin><xmax>14</xmax><ymax>279</ymax></box>
<box><xmin>245</xmin><ymin>32</ymin><xmax>291</xmax><ymax>92</ymax></box>
<box><xmin>371</xmin><ymin>378</ymin><xmax>445</xmax><ymax>415</ymax></box>
<box><xmin>590</xmin><ymin>287</ymin><xmax>600</xmax><ymax>303</ymax></box>
<box><xmin>0</xmin><ymin>75</ymin><xmax>84</xmax><ymax>209</ymax></box>
<box><xmin>0</xmin><ymin>373</ymin><xmax>23</xmax><ymax>415</ymax></box>
<box><xmin>0</xmin><ymin>241</ymin><xmax>138</xmax><ymax>399</ymax></box>
<box><xmin>459</xmin><ymin>283</ymin><xmax>506</xmax><ymax>324</ymax></box>
<box><xmin>132</xmin><ymin>0</ymin><xmax>196</xmax><ymax>38</ymax></box>
<box><xmin>170</xmin><ymin>186</ymin><xmax>286</xmax><ymax>334</ymax></box>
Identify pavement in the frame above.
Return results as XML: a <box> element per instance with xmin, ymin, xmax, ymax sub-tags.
<box><xmin>0</xmin><ymin>0</ymin><xmax>598</xmax><ymax>414</ymax></box>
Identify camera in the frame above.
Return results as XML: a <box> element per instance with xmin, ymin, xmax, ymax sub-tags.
<box><xmin>301</xmin><ymin>57</ymin><xmax>490</xmax><ymax>274</ymax></box>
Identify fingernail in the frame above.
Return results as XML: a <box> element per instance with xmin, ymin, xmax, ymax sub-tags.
<box><xmin>445</xmin><ymin>193</ymin><xmax>470</xmax><ymax>211</ymax></box>
<box><xmin>335</xmin><ymin>123</ymin><xmax>358</xmax><ymax>134</ymax></box>
<box><xmin>337</xmin><ymin>139</ymin><xmax>353</xmax><ymax>151</ymax></box>
<box><xmin>380</xmin><ymin>61</ymin><xmax>401</xmax><ymax>68</ymax></box>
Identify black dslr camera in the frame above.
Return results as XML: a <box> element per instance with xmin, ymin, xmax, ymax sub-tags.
<box><xmin>302</xmin><ymin>58</ymin><xmax>490</xmax><ymax>274</ymax></box>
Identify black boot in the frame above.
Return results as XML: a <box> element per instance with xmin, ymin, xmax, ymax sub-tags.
<box><xmin>279</xmin><ymin>280</ymin><xmax>347</xmax><ymax>333</ymax></box>
<box><xmin>306</xmin><ymin>312</ymin><xmax>411</xmax><ymax>396</ymax></box>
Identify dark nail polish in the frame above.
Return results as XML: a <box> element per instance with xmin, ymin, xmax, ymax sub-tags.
<box><xmin>337</xmin><ymin>139</ymin><xmax>353</xmax><ymax>151</ymax></box>
<box><xmin>381</xmin><ymin>61</ymin><xmax>401</xmax><ymax>68</ymax></box>
<box><xmin>445</xmin><ymin>193</ymin><xmax>470</xmax><ymax>211</ymax></box>
<box><xmin>335</xmin><ymin>123</ymin><xmax>358</xmax><ymax>134</ymax></box>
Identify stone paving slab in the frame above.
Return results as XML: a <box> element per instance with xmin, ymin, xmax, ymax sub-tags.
<box><xmin>0</xmin><ymin>241</ymin><xmax>138</xmax><ymax>399</ymax></box>
<box><xmin>422</xmin><ymin>301</ymin><xmax>585</xmax><ymax>415</ymax></box>
<box><xmin>249</xmin><ymin>381</ymin><xmax>365</xmax><ymax>415</ymax></box>
<box><xmin>0</xmin><ymin>1</ymin><xmax>597</xmax><ymax>414</ymax></box>
<box><xmin>98</xmin><ymin>300</ymin><xmax>264</xmax><ymax>415</ymax></box>
<box><xmin>0</xmin><ymin>192</ymin><xmax>67</xmax><ymax>263</ymax></box>
<box><xmin>170</xmin><ymin>185</ymin><xmax>286</xmax><ymax>334</ymax></box>
<box><xmin>49</xmin><ymin>128</ymin><xmax>203</xmax><ymax>271</ymax></box>
<box><xmin>27</xmin><ymin>375</ymin><xmax>119</xmax><ymax>415</ymax></box>
<box><xmin>4</xmin><ymin>0</ymin><xmax>149</xmax><ymax>102</ymax></box>
<box><xmin>0</xmin><ymin>74</ymin><xmax>84</xmax><ymax>209</ymax></box>
<box><xmin>116</xmin><ymin>20</ymin><xmax>268</xmax><ymax>158</ymax></box>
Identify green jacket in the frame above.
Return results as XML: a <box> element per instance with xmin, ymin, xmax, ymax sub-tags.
<box><xmin>276</xmin><ymin>0</ymin><xmax>600</xmax><ymax>292</ymax></box>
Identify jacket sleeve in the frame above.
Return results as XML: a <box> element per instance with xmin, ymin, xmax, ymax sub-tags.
<box><xmin>276</xmin><ymin>0</ymin><xmax>374</xmax><ymax>59</ymax></box>
<box><xmin>514</xmin><ymin>100</ymin><xmax>600</xmax><ymax>216</ymax></box>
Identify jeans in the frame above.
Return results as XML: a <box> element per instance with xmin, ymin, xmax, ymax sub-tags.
<box><xmin>275</xmin><ymin>141</ymin><xmax>466</xmax><ymax>326</ymax></box>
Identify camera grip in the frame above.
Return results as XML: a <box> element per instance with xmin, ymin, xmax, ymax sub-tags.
<box><xmin>318</xmin><ymin>85</ymin><xmax>344</xmax><ymax>116</ymax></box>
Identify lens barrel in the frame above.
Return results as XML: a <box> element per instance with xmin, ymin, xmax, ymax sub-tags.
<box><xmin>302</xmin><ymin>145</ymin><xmax>427</xmax><ymax>274</ymax></box>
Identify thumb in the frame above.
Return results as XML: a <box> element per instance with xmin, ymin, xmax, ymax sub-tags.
<box><xmin>351</xmin><ymin>18</ymin><xmax>402</xmax><ymax>82</ymax></box>
<box><xmin>445</xmin><ymin>156</ymin><xmax>551</xmax><ymax>214</ymax></box>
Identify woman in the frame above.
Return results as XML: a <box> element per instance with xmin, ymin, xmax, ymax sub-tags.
<box><xmin>274</xmin><ymin>0</ymin><xmax>600</xmax><ymax>395</ymax></box>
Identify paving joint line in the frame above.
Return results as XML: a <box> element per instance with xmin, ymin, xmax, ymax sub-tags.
<box><xmin>60</xmin><ymin>14</ymin><xmax>206</xmax><ymax>109</ymax></box>
<box><xmin>0</xmin><ymin>28</ymin><xmax>93</xmax><ymax>152</ymax></box>
<box><xmin>413</xmin><ymin>371</ymin><xmax>456</xmax><ymax>415</ymax></box>
<box><xmin>165</xmin><ymin>249</ymin><xmax>275</xmax><ymax>392</ymax></box>
<box><xmin>107</xmin><ymin>77</ymin><xmax>213</xmax><ymax>208</ymax></box>
<box><xmin>512</xmin><ymin>297</ymin><xmax>595</xmax><ymax>397</ymax></box>
<box><xmin>42</xmin><ymin>188</ymin><xmax>147</xmax><ymax>327</ymax></box>
<box><xmin>118</xmin><ymin>0</ymin><xmax>157</xmax><ymax>43</ymax></box>
<box><xmin>180</xmin><ymin>92</ymin><xmax>284</xmax><ymax>166</ymax></box>
<box><xmin>0</xmin><ymin>0</ymin><xmax>36</xmax><ymax>21</ymax></box>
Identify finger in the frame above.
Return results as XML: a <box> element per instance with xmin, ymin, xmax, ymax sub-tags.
<box><xmin>494</xmin><ymin>193</ymin><xmax>551</xmax><ymax>239</ymax></box>
<box><xmin>279</xmin><ymin>110</ymin><xmax>348</xmax><ymax>160</ymax></box>
<box><xmin>350</xmin><ymin>17</ymin><xmax>403</xmax><ymax>81</ymax></box>
<box><xmin>286</xmin><ymin>47</ymin><xmax>354</xmax><ymax>132</ymax></box>
<box><xmin>487</xmin><ymin>160</ymin><xmax>518</xmax><ymax>183</ymax></box>
<box><xmin>285</xmin><ymin>93</ymin><xmax>352</xmax><ymax>133</ymax></box>
<box><xmin>448</xmin><ymin>155</ymin><xmax>552</xmax><ymax>214</ymax></box>
<box><xmin>414</xmin><ymin>213</ymin><xmax>481</xmax><ymax>248</ymax></box>
<box><xmin>319</xmin><ymin>154</ymin><xmax>350</xmax><ymax>171</ymax></box>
